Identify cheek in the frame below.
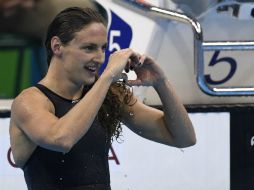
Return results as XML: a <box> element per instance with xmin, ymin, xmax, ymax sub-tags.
<box><xmin>64</xmin><ymin>48</ymin><xmax>83</xmax><ymax>59</ymax></box>
<box><xmin>63</xmin><ymin>60</ymin><xmax>81</xmax><ymax>74</ymax></box>
<box><xmin>73</xmin><ymin>51</ymin><xmax>92</xmax><ymax>64</ymax></box>
<box><xmin>65</xmin><ymin>57</ymin><xmax>85</xmax><ymax>69</ymax></box>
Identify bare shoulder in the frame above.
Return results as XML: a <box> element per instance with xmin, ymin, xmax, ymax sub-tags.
<box><xmin>11</xmin><ymin>87</ymin><xmax>53</xmax><ymax>111</ymax></box>
<box><xmin>11</xmin><ymin>87</ymin><xmax>54</xmax><ymax>123</ymax></box>
<box><xmin>13</xmin><ymin>86</ymin><xmax>50</xmax><ymax>107</ymax></box>
<box><xmin>10</xmin><ymin>87</ymin><xmax>54</xmax><ymax>167</ymax></box>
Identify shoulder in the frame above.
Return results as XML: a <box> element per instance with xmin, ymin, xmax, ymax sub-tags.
<box><xmin>11</xmin><ymin>87</ymin><xmax>54</xmax><ymax>122</ymax></box>
<box><xmin>12</xmin><ymin>87</ymin><xmax>48</xmax><ymax>108</ymax></box>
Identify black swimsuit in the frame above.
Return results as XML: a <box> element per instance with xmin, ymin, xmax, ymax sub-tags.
<box><xmin>22</xmin><ymin>84</ymin><xmax>111</xmax><ymax>190</ymax></box>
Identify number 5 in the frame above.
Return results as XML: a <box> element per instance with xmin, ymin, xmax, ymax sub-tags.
<box><xmin>109</xmin><ymin>30</ymin><xmax>121</xmax><ymax>52</ymax></box>
<box><xmin>205</xmin><ymin>50</ymin><xmax>237</xmax><ymax>85</ymax></box>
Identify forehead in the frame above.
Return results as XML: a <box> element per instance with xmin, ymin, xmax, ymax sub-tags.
<box><xmin>72</xmin><ymin>22</ymin><xmax>107</xmax><ymax>44</ymax></box>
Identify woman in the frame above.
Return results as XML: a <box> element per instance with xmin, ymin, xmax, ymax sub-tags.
<box><xmin>9</xmin><ymin>7</ymin><xmax>196</xmax><ymax>190</ymax></box>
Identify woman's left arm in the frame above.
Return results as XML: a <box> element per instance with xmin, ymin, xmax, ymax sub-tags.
<box><xmin>122</xmin><ymin>55</ymin><xmax>196</xmax><ymax>148</ymax></box>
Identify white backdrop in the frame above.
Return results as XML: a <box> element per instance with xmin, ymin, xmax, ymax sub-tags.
<box><xmin>0</xmin><ymin>113</ymin><xmax>230</xmax><ymax>190</ymax></box>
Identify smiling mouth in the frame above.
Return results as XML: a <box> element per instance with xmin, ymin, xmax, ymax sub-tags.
<box><xmin>84</xmin><ymin>66</ymin><xmax>97</xmax><ymax>74</ymax></box>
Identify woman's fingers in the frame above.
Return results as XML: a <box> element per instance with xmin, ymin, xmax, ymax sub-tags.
<box><xmin>127</xmin><ymin>79</ymin><xmax>142</xmax><ymax>86</ymax></box>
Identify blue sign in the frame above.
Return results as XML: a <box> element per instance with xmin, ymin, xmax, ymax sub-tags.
<box><xmin>99</xmin><ymin>10</ymin><xmax>133</xmax><ymax>74</ymax></box>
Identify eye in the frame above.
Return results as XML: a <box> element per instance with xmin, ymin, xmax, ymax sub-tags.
<box><xmin>83</xmin><ymin>45</ymin><xmax>96</xmax><ymax>52</ymax></box>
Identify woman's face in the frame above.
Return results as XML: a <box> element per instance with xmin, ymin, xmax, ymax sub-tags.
<box><xmin>61</xmin><ymin>22</ymin><xmax>108</xmax><ymax>86</ymax></box>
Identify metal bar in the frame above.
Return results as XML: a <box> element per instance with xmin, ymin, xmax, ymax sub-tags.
<box><xmin>203</xmin><ymin>41</ymin><xmax>254</xmax><ymax>51</ymax></box>
<box><xmin>121</xmin><ymin>0</ymin><xmax>203</xmax><ymax>39</ymax></box>
<box><xmin>121</xmin><ymin>0</ymin><xmax>254</xmax><ymax>96</ymax></box>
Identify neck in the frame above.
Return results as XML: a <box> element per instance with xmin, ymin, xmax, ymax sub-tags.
<box><xmin>40</xmin><ymin>61</ymin><xmax>84</xmax><ymax>100</ymax></box>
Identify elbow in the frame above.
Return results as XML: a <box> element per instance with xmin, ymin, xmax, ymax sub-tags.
<box><xmin>176</xmin><ymin>125</ymin><xmax>197</xmax><ymax>148</ymax></box>
<box><xmin>171</xmin><ymin>132</ymin><xmax>197</xmax><ymax>148</ymax></box>
<box><xmin>182</xmin><ymin>139</ymin><xmax>196</xmax><ymax>148</ymax></box>
<box><xmin>54</xmin><ymin>136</ymin><xmax>74</xmax><ymax>153</ymax></box>
<box><xmin>49</xmin><ymin>127</ymin><xmax>76</xmax><ymax>153</ymax></box>
<box><xmin>59</xmin><ymin>143</ymin><xmax>73</xmax><ymax>153</ymax></box>
<box><xmin>37</xmin><ymin>134</ymin><xmax>74</xmax><ymax>153</ymax></box>
<box><xmin>13</xmin><ymin>158</ymin><xmax>25</xmax><ymax>168</ymax></box>
<box><xmin>12</xmin><ymin>152</ymin><xmax>28</xmax><ymax>168</ymax></box>
<box><xmin>187</xmin><ymin>135</ymin><xmax>197</xmax><ymax>147</ymax></box>
<box><xmin>190</xmin><ymin>138</ymin><xmax>197</xmax><ymax>146</ymax></box>
<box><xmin>175</xmin><ymin>136</ymin><xmax>197</xmax><ymax>148</ymax></box>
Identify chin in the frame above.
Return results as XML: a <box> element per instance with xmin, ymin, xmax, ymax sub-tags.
<box><xmin>84</xmin><ymin>77</ymin><xmax>96</xmax><ymax>85</ymax></box>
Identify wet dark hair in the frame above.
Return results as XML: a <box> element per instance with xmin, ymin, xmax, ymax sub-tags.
<box><xmin>98</xmin><ymin>81</ymin><xmax>135</xmax><ymax>142</ymax></box>
<box><xmin>83</xmin><ymin>76</ymin><xmax>135</xmax><ymax>142</ymax></box>
<box><xmin>45</xmin><ymin>7</ymin><xmax>107</xmax><ymax>66</ymax></box>
<box><xmin>45</xmin><ymin>7</ymin><xmax>135</xmax><ymax>141</ymax></box>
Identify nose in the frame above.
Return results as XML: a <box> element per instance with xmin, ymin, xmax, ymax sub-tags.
<box><xmin>93</xmin><ymin>49</ymin><xmax>105</xmax><ymax>65</ymax></box>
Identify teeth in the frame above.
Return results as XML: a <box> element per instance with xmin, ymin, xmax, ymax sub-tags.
<box><xmin>87</xmin><ymin>66</ymin><xmax>96</xmax><ymax>70</ymax></box>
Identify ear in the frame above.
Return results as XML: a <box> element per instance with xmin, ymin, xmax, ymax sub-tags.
<box><xmin>51</xmin><ymin>36</ymin><xmax>62</xmax><ymax>57</ymax></box>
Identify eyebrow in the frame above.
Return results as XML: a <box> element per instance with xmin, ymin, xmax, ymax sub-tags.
<box><xmin>80</xmin><ymin>42</ymin><xmax>108</xmax><ymax>48</ymax></box>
